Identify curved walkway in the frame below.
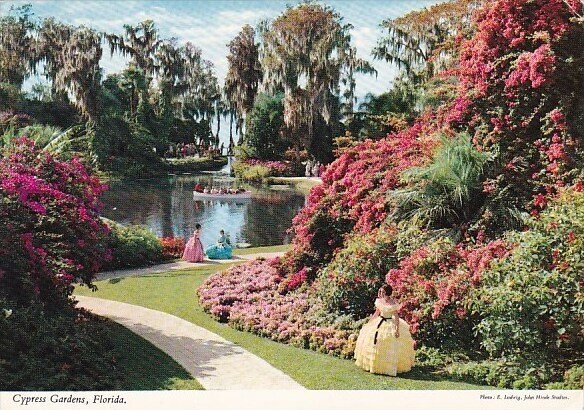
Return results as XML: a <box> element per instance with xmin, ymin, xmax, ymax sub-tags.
<box><xmin>97</xmin><ymin>251</ymin><xmax>284</xmax><ymax>281</ymax></box>
<box><xmin>75</xmin><ymin>295</ymin><xmax>304</xmax><ymax>390</ymax></box>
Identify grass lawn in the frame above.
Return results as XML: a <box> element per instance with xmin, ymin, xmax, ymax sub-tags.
<box><xmin>76</xmin><ymin>259</ymin><xmax>490</xmax><ymax>390</ymax></box>
<box><xmin>267</xmin><ymin>177</ymin><xmax>321</xmax><ymax>194</ymax></box>
<box><xmin>108</xmin><ymin>321</ymin><xmax>203</xmax><ymax>390</ymax></box>
<box><xmin>233</xmin><ymin>244</ymin><xmax>291</xmax><ymax>255</ymax></box>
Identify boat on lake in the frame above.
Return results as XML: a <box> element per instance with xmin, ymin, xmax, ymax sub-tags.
<box><xmin>192</xmin><ymin>190</ymin><xmax>252</xmax><ymax>201</ymax></box>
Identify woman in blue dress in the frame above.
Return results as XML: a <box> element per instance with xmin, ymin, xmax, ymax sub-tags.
<box><xmin>205</xmin><ymin>230</ymin><xmax>233</xmax><ymax>260</ymax></box>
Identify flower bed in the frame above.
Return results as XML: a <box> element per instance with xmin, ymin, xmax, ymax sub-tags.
<box><xmin>198</xmin><ymin>258</ymin><xmax>360</xmax><ymax>358</ymax></box>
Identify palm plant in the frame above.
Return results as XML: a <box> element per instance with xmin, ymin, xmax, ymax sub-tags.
<box><xmin>1</xmin><ymin>124</ymin><xmax>90</xmax><ymax>157</ymax></box>
<box><xmin>390</xmin><ymin>133</ymin><xmax>491</xmax><ymax>235</ymax></box>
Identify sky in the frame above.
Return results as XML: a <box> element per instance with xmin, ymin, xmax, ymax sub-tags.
<box><xmin>4</xmin><ymin>0</ymin><xmax>438</xmax><ymax>97</ymax></box>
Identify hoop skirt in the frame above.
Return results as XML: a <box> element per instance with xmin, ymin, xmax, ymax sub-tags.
<box><xmin>183</xmin><ymin>233</ymin><xmax>204</xmax><ymax>262</ymax></box>
<box><xmin>205</xmin><ymin>242</ymin><xmax>232</xmax><ymax>260</ymax></box>
<box><xmin>354</xmin><ymin>298</ymin><xmax>415</xmax><ymax>376</ymax></box>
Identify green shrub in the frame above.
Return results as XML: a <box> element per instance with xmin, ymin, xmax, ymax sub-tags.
<box><xmin>446</xmin><ymin>358</ymin><xmax>555</xmax><ymax>389</ymax></box>
<box><xmin>102</xmin><ymin>221</ymin><xmax>164</xmax><ymax>270</ymax></box>
<box><xmin>315</xmin><ymin>226</ymin><xmax>398</xmax><ymax>319</ymax></box>
<box><xmin>546</xmin><ymin>365</ymin><xmax>584</xmax><ymax>389</ymax></box>
<box><xmin>0</xmin><ymin>300</ymin><xmax>120</xmax><ymax>390</ymax></box>
<box><xmin>232</xmin><ymin>162</ymin><xmax>272</xmax><ymax>183</ymax></box>
<box><xmin>471</xmin><ymin>189</ymin><xmax>584</xmax><ymax>363</ymax></box>
<box><xmin>244</xmin><ymin>93</ymin><xmax>287</xmax><ymax>160</ymax></box>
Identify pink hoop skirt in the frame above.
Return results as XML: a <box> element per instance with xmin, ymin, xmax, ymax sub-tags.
<box><xmin>183</xmin><ymin>235</ymin><xmax>204</xmax><ymax>262</ymax></box>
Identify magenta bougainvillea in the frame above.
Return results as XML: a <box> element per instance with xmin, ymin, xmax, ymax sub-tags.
<box><xmin>0</xmin><ymin>139</ymin><xmax>110</xmax><ymax>309</ymax></box>
<box><xmin>386</xmin><ymin>239</ymin><xmax>510</xmax><ymax>343</ymax></box>
<box><xmin>456</xmin><ymin>0</ymin><xmax>583</xmax><ymax>219</ymax></box>
<box><xmin>283</xmin><ymin>116</ymin><xmax>439</xmax><ymax>278</ymax></box>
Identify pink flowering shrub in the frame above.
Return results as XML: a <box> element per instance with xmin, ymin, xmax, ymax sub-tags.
<box><xmin>386</xmin><ymin>237</ymin><xmax>510</xmax><ymax>347</ymax></box>
<box><xmin>198</xmin><ymin>259</ymin><xmax>360</xmax><ymax>358</ymax></box>
<box><xmin>0</xmin><ymin>138</ymin><xmax>110</xmax><ymax>309</ymax></box>
<box><xmin>233</xmin><ymin>159</ymin><xmax>298</xmax><ymax>182</ymax></box>
<box><xmin>243</xmin><ymin>159</ymin><xmax>294</xmax><ymax>176</ymax></box>
<box><xmin>283</xmin><ymin>119</ymin><xmax>438</xmax><ymax>275</ymax></box>
<box><xmin>456</xmin><ymin>0</ymin><xmax>584</xmax><ymax>232</ymax></box>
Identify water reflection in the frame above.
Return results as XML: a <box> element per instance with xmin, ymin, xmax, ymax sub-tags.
<box><xmin>100</xmin><ymin>175</ymin><xmax>305</xmax><ymax>246</ymax></box>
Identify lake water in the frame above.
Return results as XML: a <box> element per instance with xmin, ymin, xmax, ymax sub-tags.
<box><xmin>100</xmin><ymin>174</ymin><xmax>306</xmax><ymax>247</ymax></box>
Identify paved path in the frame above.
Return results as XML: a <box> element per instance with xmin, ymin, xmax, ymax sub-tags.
<box><xmin>75</xmin><ymin>296</ymin><xmax>304</xmax><ymax>390</ymax></box>
<box><xmin>97</xmin><ymin>252</ymin><xmax>284</xmax><ymax>281</ymax></box>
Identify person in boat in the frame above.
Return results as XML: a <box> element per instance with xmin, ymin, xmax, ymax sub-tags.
<box><xmin>183</xmin><ymin>223</ymin><xmax>205</xmax><ymax>263</ymax></box>
<box><xmin>203</xmin><ymin>187</ymin><xmax>210</xmax><ymax>194</ymax></box>
<box><xmin>194</xmin><ymin>183</ymin><xmax>204</xmax><ymax>193</ymax></box>
<box><xmin>205</xmin><ymin>230</ymin><xmax>232</xmax><ymax>260</ymax></box>
<box><xmin>354</xmin><ymin>284</ymin><xmax>415</xmax><ymax>376</ymax></box>
<box><xmin>210</xmin><ymin>187</ymin><xmax>219</xmax><ymax>194</ymax></box>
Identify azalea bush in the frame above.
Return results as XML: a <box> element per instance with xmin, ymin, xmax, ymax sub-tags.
<box><xmin>0</xmin><ymin>138</ymin><xmax>110</xmax><ymax>309</ymax></box>
<box><xmin>386</xmin><ymin>236</ymin><xmax>509</xmax><ymax>348</ymax></box>
<box><xmin>198</xmin><ymin>258</ymin><xmax>360</xmax><ymax>358</ymax></box>
<box><xmin>233</xmin><ymin>159</ymin><xmax>296</xmax><ymax>182</ymax></box>
<box><xmin>159</xmin><ymin>237</ymin><xmax>185</xmax><ymax>260</ymax></box>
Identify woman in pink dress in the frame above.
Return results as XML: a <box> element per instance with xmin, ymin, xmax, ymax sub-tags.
<box><xmin>183</xmin><ymin>223</ymin><xmax>205</xmax><ymax>262</ymax></box>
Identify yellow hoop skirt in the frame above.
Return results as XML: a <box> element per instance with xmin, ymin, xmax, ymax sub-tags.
<box><xmin>354</xmin><ymin>299</ymin><xmax>416</xmax><ymax>376</ymax></box>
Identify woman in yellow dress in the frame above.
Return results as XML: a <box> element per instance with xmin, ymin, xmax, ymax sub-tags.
<box><xmin>354</xmin><ymin>284</ymin><xmax>415</xmax><ymax>376</ymax></box>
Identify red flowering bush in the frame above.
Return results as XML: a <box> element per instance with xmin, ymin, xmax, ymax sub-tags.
<box><xmin>0</xmin><ymin>138</ymin><xmax>110</xmax><ymax>309</ymax></box>
<box><xmin>159</xmin><ymin>237</ymin><xmax>185</xmax><ymax>260</ymax></box>
<box><xmin>284</xmin><ymin>120</ymin><xmax>438</xmax><ymax>274</ymax></box>
<box><xmin>386</xmin><ymin>236</ymin><xmax>510</xmax><ymax>347</ymax></box>
<box><xmin>455</xmin><ymin>0</ymin><xmax>584</xmax><ymax>234</ymax></box>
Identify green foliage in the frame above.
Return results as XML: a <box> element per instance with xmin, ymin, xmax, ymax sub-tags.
<box><xmin>232</xmin><ymin>162</ymin><xmax>272</xmax><ymax>183</ymax></box>
<box><xmin>93</xmin><ymin>119</ymin><xmax>164</xmax><ymax>178</ymax></box>
<box><xmin>471</xmin><ymin>189</ymin><xmax>584</xmax><ymax>363</ymax></box>
<box><xmin>165</xmin><ymin>156</ymin><xmax>227</xmax><ymax>173</ymax></box>
<box><xmin>244</xmin><ymin>93</ymin><xmax>287</xmax><ymax>159</ymax></box>
<box><xmin>0</xmin><ymin>300</ymin><xmax>120</xmax><ymax>390</ymax></box>
<box><xmin>393</xmin><ymin>133</ymin><xmax>490</xmax><ymax>232</ymax></box>
<box><xmin>546</xmin><ymin>365</ymin><xmax>584</xmax><ymax>390</ymax></box>
<box><xmin>1</xmin><ymin>124</ymin><xmax>92</xmax><ymax>160</ymax></box>
<box><xmin>446</xmin><ymin>358</ymin><xmax>549</xmax><ymax>389</ymax></box>
<box><xmin>102</xmin><ymin>221</ymin><xmax>165</xmax><ymax>270</ymax></box>
<box><xmin>315</xmin><ymin>227</ymin><xmax>398</xmax><ymax>319</ymax></box>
